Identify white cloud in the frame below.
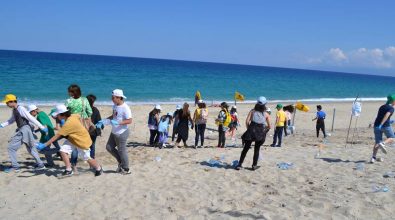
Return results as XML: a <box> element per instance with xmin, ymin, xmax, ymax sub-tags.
<box><xmin>307</xmin><ymin>46</ymin><xmax>395</xmax><ymax>69</ymax></box>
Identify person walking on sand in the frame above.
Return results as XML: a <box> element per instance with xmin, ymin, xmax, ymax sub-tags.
<box><xmin>36</xmin><ymin>104</ymin><xmax>103</xmax><ymax>177</ymax></box>
<box><xmin>148</xmin><ymin>105</ymin><xmax>161</xmax><ymax>147</ymax></box>
<box><xmin>28</xmin><ymin>104</ymin><xmax>60</xmax><ymax>167</ymax></box>
<box><xmin>85</xmin><ymin>94</ymin><xmax>103</xmax><ymax>159</ymax></box>
<box><xmin>216</xmin><ymin>102</ymin><xmax>231</xmax><ymax>148</ymax></box>
<box><xmin>171</xmin><ymin>105</ymin><xmax>182</xmax><ymax>142</ymax></box>
<box><xmin>175</xmin><ymin>103</ymin><xmax>194</xmax><ymax>148</ymax></box>
<box><xmin>312</xmin><ymin>105</ymin><xmax>327</xmax><ymax>138</ymax></box>
<box><xmin>0</xmin><ymin>94</ymin><xmax>48</xmax><ymax>172</ymax></box>
<box><xmin>236</xmin><ymin>97</ymin><xmax>271</xmax><ymax>170</ymax></box>
<box><xmin>283</xmin><ymin>106</ymin><xmax>293</xmax><ymax>136</ymax></box>
<box><xmin>96</xmin><ymin>89</ymin><xmax>132</xmax><ymax>174</ymax></box>
<box><xmin>193</xmin><ymin>100</ymin><xmax>208</xmax><ymax>148</ymax></box>
<box><xmin>271</xmin><ymin>104</ymin><xmax>286</xmax><ymax>147</ymax></box>
<box><xmin>65</xmin><ymin>84</ymin><xmax>93</xmax><ymax>173</ymax></box>
<box><xmin>370</xmin><ymin>94</ymin><xmax>395</xmax><ymax>163</ymax></box>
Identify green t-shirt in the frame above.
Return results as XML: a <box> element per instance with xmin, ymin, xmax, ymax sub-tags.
<box><xmin>65</xmin><ymin>97</ymin><xmax>92</xmax><ymax>119</ymax></box>
<box><xmin>37</xmin><ymin>111</ymin><xmax>55</xmax><ymax>142</ymax></box>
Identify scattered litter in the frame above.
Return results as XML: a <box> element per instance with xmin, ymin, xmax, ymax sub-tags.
<box><xmin>383</xmin><ymin>171</ymin><xmax>395</xmax><ymax>178</ymax></box>
<box><xmin>232</xmin><ymin>160</ymin><xmax>239</xmax><ymax>168</ymax></box>
<box><xmin>207</xmin><ymin>159</ymin><xmax>222</xmax><ymax>168</ymax></box>
<box><xmin>372</xmin><ymin>185</ymin><xmax>389</xmax><ymax>193</ymax></box>
<box><xmin>277</xmin><ymin>162</ymin><xmax>294</xmax><ymax>170</ymax></box>
<box><xmin>154</xmin><ymin>156</ymin><xmax>161</xmax><ymax>162</ymax></box>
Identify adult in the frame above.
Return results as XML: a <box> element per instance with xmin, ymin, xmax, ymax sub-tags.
<box><xmin>96</xmin><ymin>89</ymin><xmax>132</xmax><ymax>174</ymax></box>
<box><xmin>171</xmin><ymin>105</ymin><xmax>182</xmax><ymax>142</ymax></box>
<box><xmin>86</xmin><ymin>94</ymin><xmax>102</xmax><ymax>159</ymax></box>
<box><xmin>65</xmin><ymin>84</ymin><xmax>92</xmax><ymax>173</ymax></box>
<box><xmin>193</xmin><ymin>100</ymin><xmax>208</xmax><ymax>148</ymax></box>
<box><xmin>236</xmin><ymin>97</ymin><xmax>271</xmax><ymax>170</ymax></box>
<box><xmin>175</xmin><ymin>103</ymin><xmax>194</xmax><ymax>148</ymax></box>
<box><xmin>148</xmin><ymin>105</ymin><xmax>161</xmax><ymax>146</ymax></box>
<box><xmin>216</xmin><ymin>102</ymin><xmax>230</xmax><ymax>148</ymax></box>
<box><xmin>312</xmin><ymin>105</ymin><xmax>327</xmax><ymax>138</ymax></box>
<box><xmin>370</xmin><ymin>94</ymin><xmax>395</xmax><ymax>163</ymax></box>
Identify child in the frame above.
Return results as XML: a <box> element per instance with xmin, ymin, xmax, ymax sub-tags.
<box><xmin>271</xmin><ymin>104</ymin><xmax>286</xmax><ymax>147</ymax></box>
<box><xmin>312</xmin><ymin>105</ymin><xmax>327</xmax><ymax>138</ymax></box>
<box><xmin>158</xmin><ymin>113</ymin><xmax>173</xmax><ymax>149</ymax></box>
<box><xmin>0</xmin><ymin>94</ymin><xmax>47</xmax><ymax>172</ymax></box>
<box><xmin>216</xmin><ymin>102</ymin><xmax>230</xmax><ymax>148</ymax></box>
<box><xmin>148</xmin><ymin>105</ymin><xmax>161</xmax><ymax>146</ymax></box>
<box><xmin>96</xmin><ymin>89</ymin><xmax>132</xmax><ymax>174</ymax></box>
<box><xmin>37</xmin><ymin>104</ymin><xmax>102</xmax><ymax>176</ymax></box>
<box><xmin>193</xmin><ymin>100</ymin><xmax>208</xmax><ymax>148</ymax></box>
<box><xmin>227</xmin><ymin>105</ymin><xmax>239</xmax><ymax>144</ymax></box>
<box><xmin>28</xmin><ymin>104</ymin><xmax>60</xmax><ymax>167</ymax></box>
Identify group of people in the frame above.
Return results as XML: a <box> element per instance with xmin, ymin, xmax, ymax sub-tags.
<box><xmin>2</xmin><ymin>85</ymin><xmax>393</xmax><ymax>175</ymax></box>
<box><xmin>0</xmin><ymin>85</ymin><xmax>132</xmax><ymax>176</ymax></box>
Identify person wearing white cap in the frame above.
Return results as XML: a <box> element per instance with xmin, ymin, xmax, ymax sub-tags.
<box><xmin>236</xmin><ymin>97</ymin><xmax>271</xmax><ymax>171</ymax></box>
<box><xmin>0</xmin><ymin>94</ymin><xmax>48</xmax><ymax>172</ymax></box>
<box><xmin>28</xmin><ymin>104</ymin><xmax>60</xmax><ymax>167</ymax></box>
<box><xmin>96</xmin><ymin>89</ymin><xmax>132</xmax><ymax>174</ymax></box>
<box><xmin>158</xmin><ymin>113</ymin><xmax>173</xmax><ymax>148</ymax></box>
<box><xmin>171</xmin><ymin>104</ymin><xmax>182</xmax><ymax>142</ymax></box>
<box><xmin>148</xmin><ymin>104</ymin><xmax>161</xmax><ymax>146</ymax></box>
<box><xmin>36</xmin><ymin>104</ymin><xmax>103</xmax><ymax>176</ymax></box>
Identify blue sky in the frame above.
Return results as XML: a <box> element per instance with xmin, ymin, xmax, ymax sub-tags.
<box><xmin>0</xmin><ymin>1</ymin><xmax>394</xmax><ymax>76</ymax></box>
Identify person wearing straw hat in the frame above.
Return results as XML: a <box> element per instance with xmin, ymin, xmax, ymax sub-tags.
<box><xmin>36</xmin><ymin>104</ymin><xmax>103</xmax><ymax>176</ymax></box>
<box><xmin>28</xmin><ymin>104</ymin><xmax>60</xmax><ymax>167</ymax></box>
<box><xmin>236</xmin><ymin>96</ymin><xmax>271</xmax><ymax>170</ymax></box>
<box><xmin>96</xmin><ymin>89</ymin><xmax>132</xmax><ymax>174</ymax></box>
<box><xmin>0</xmin><ymin>94</ymin><xmax>47</xmax><ymax>172</ymax></box>
<box><xmin>370</xmin><ymin>94</ymin><xmax>395</xmax><ymax>163</ymax></box>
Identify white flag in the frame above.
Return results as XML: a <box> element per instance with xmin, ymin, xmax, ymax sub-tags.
<box><xmin>352</xmin><ymin>102</ymin><xmax>362</xmax><ymax>117</ymax></box>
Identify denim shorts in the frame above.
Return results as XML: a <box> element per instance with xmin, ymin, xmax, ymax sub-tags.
<box><xmin>374</xmin><ymin>126</ymin><xmax>395</xmax><ymax>144</ymax></box>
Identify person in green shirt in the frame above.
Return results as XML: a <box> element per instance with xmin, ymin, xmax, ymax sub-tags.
<box><xmin>28</xmin><ymin>104</ymin><xmax>60</xmax><ymax>167</ymax></box>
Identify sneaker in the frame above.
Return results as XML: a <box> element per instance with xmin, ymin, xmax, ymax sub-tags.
<box><xmin>62</xmin><ymin>169</ymin><xmax>73</xmax><ymax>176</ymax></box>
<box><xmin>235</xmin><ymin>166</ymin><xmax>241</xmax><ymax>170</ymax></box>
<box><xmin>370</xmin><ymin>157</ymin><xmax>376</xmax><ymax>164</ymax></box>
<box><xmin>251</xmin><ymin>165</ymin><xmax>259</xmax><ymax>171</ymax></box>
<box><xmin>163</xmin><ymin>143</ymin><xmax>167</xmax><ymax>148</ymax></box>
<box><xmin>120</xmin><ymin>168</ymin><xmax>131</xmax><ymax>175</ymax></box>
<box><xmin>116</xmin><ymin>164</ymin><xmax>122</xmax><ymax>173</ymax></box>
<box><xmin>4</xmin><ymin>167</ymin><xmax>20</xmax><ymax>173</ymax></box>
<box><xmin>378</xmin><ymin>142</ymin><xmax>388</xmax><ymax>154</ymax></box>
<box><xmin>34</xmin><ymin>164</ymin><xmax>46</xmax><ymax>171</ymax></box>
<box><xmin>270</xmin><ymin>144</ymin><xmax>275</xmax><ymax>147</ymax></box>
<box><xmin>276</xmin><ymin>145</ymin><xmax>282</xmax><ymax>148</ymax></box>
<box><xmin>194</xmin><ymin>145</ymin><xmax>197</xmax><ymax>149</ymax></box>
<box><xmin>95</xmin><ymin>167</ymin><xmax>103</xmax><ymax>177</ymax></box>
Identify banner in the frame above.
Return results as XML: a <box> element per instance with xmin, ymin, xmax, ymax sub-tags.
<box><xmin>234</xmin><ymin>91</ymin><xmax>245</xmax><ymax>101</ymax></box>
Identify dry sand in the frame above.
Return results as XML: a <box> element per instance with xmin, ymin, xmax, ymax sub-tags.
<box><xmin>0</xmin><ymin>101</ymin><xmax>394</xmax><ymax>219</ymax></box>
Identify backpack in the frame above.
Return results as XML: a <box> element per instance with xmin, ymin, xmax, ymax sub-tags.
<box><xmin>196</xmin><ymin>108</ymin><xmax>208</xmax><ymax>124</ymax></box>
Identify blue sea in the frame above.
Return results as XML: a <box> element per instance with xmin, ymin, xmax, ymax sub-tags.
<box><xmin>0</xmin><ymin>50</ymin><xmax>394</xmax><ymax>105</ymax></box>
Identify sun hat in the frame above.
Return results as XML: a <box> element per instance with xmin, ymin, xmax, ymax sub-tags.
<box><xmin>51</xmin><ymin>104</ymin><xmax>68</xmax><ymax>117</ymax></box>
<box><xmin>155</xmin><ymin>104</ymin><xmax>162</xmax><ymax>110</ymax></box>
<box><xmin>198</xmin><ymin>99</ymin><xmax>204</xmax><ymax>104</ymax></box>
<box><xmin>112</xmin><ymin>89</ymin><xmax>127</xmax><ymax>99</ymax></box>
<box><xmin>2</xmin><ymin>94</ymin><xmax>17</xmax><ymax>103</ymax></box>
<box><xmin>176</xmin><ymin>104</ymin><xmax>182</xmax><ymax>110</ymax></box>
<box><xmin>257</xmin><ymin>96</ymin><xmax>267</xmax><ymax>105</ymax></box>
<box><xmin>27</xmin><ymin>104</ymin><xmax>38</xmax><ymax>112</ymax></box>
<box><xmin>220</xmin><ymin>102</ymin><xmax>229</xmax><ymax>108</ymax></box>
<box><xmin>276</xmin><ymin>104</ymin><xmax>283</xmax><ymax>109</ymax></box>
<box><xmin>386</xmin><ymin>94</ymin><xmax>395</xmax><ymax>104</ymax></box>
<box><xmin>231</xmin><ymin>105</ymin><xmax>237</xmax><ymax>109</ymax></box>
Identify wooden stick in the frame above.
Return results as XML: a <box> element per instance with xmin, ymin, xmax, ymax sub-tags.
<box><xmin>331</xmin><ymin>108</ymin><xmax>336</xmax><ymax>132</ymax></box>
<box><xmin>345</xmin><ymin>95</ymin><xmax>359</xmax><ymax>147</ymax></box>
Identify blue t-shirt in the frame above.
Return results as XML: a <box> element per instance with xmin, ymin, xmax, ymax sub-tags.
<box><xmin>374</xmin><ymin>104</ymin><xmax>394</xmax><ymax>127</ymax></box>
<box><xmin>317</xmin><ymin>111</ymin><xmax>326</xmax><ymax>120</ymax></box>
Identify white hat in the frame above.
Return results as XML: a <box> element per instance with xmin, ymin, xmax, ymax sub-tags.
<box><xmin>198</xmin><ymin>99</ymin><xmax>204</xmax><ymax>104</ymax></box>
<box><xmin>27</xmin><ymin>104</ymin><xmax>38</xmax><ymax>112</ymax></box>
<box><xmin>231</xmin><ymin>105</ymin><xmax>237</xmax><ymax>109</ymax></box>
<box><xmin>112</xmin><ymin>89</ymin><xmax>127</xmax><ymax>99</ymax></box>
<box><xmin>155</xmin><ymin>104</ymin><xmax>162</xmax><ymax>110</ymax></box>
<box><xmin>257</xmin><ymin>96</ymin><xmax>267</xmax><ymax>105</ymax></box>
<box><xmin>176</xmin><ymin>104</ymin><xmax>182</xmax><ymax>110</ymax></box>
<box><xmin>51</xmin><ymin>104</ymin><xmax>68</xmax><ymax>117</ymax></box>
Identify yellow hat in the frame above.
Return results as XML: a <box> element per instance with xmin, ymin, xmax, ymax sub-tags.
<box><xmin>2</xmin><ymin>94</ymin><xmax>17</xmax><ymax>103</ymax></box>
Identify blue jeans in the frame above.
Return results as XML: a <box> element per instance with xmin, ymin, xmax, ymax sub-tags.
<box><xmin>374</xmin><ymin>126</ymin><xmax>395</xmax><ymax>144</ymax></box>
<box><xmin>272</xmin><ymin>126</ymin><xmax>284</xmax><ymax>146</ymax></box>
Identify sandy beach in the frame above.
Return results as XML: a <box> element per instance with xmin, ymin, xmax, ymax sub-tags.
<box><xmin>0</xmin><ymin>101</ymin><xmax>394</xmax><ymax>219</ymax></box>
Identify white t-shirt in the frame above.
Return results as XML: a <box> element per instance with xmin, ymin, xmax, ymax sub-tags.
<box><xmin>111</xmin><ymin>103</ymin><xmax>132</xmax><ymax>135</ymax></box>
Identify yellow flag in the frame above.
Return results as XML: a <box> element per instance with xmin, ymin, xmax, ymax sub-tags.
<box><xmin>234</xmin><ymin>91</ymin><xmax>245</xmax><ymax>101</ymax></box>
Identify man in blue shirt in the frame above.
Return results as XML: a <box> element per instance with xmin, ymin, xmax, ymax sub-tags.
<box><xmin>312</xmin><ymin>105</ymin><xmax>326</xmax><ymax>138</ymax></box>
<box><xmin>371</xmin><ymin>94</ymin><xmax>395</xmax><ymax>163</ymax></box>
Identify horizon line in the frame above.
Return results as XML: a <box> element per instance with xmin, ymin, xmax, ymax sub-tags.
<box><xmin>1</xmin><ymin>48</ymin><xmax>393</xmax><ymax>78</ymax></box>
